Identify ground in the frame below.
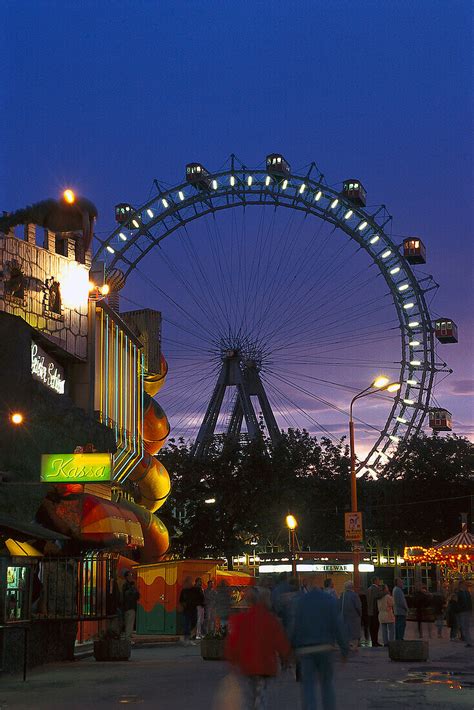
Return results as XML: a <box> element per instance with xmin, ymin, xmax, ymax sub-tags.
<box><xmin>0</xmin><ymin>631</ymin><xmax>473</xmax><ymax>709</ymax></box>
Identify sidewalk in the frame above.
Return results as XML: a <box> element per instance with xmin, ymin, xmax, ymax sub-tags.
<box><xmin>0</xmin><ymin>631</ymin><xmax>473</xmax><ymax>709</ymax></box>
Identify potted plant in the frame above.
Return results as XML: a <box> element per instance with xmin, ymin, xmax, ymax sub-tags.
<box><xmin>200</xmin><ymin>627</ymin><xmax>227</xmax><ymax>661</ymax></box>
<box><xmin>93</xmin><ymin>625</ymin><xmax>132</xmax><ymax>662</ymax></box>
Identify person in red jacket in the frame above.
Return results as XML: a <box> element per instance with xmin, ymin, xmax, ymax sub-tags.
<box><xmin>225</xmin><ymin>586</ymin><xmax>291</xmax><ymax>708</ymax></box>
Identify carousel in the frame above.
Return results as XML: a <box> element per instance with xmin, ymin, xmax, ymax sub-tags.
<box><xmin>404</xmin><ymin>520</ymin><xmax>474</xmax><ymax>584</ymax></box>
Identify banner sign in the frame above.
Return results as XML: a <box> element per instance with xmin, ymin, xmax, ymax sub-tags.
<box><xmin>345</xmin><ymin>511</ymin><xmax>363</xmax><ymax>541</ymax></box>
<box><xmin>31</xmin><ymin>342</ymin><xmax>66</xmax><ymax>394</ymax></box>
<box><xmin>41</xmin><ymin>453</ymin><xmax>112</xmax><ymax>483</ymax></box>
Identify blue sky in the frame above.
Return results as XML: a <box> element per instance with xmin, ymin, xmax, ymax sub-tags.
<box><xmin>2</xmin><ymin>0</ymin><xmax>473</xmax><ymax>448</ymax></box>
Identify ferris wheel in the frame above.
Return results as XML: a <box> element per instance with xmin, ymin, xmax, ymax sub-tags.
<box><xmin>94</xmin><ymin>153</ymin><xmax>453</xmax><ymax>475</ymax></box>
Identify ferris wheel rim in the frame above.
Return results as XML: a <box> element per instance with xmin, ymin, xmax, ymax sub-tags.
<box><xmin>94</xmin><ymin>161</ymin><xmax>439</xmax><ymax>473</ymax></box>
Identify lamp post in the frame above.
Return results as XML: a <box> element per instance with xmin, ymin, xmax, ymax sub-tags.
<box><xmin>286</xmin><ymin>514</ymin><xmax>298</xmax><ymax>577</ymax></box>
<box><xmin>349</xmin><ymin>377</ymin><xmax>400</xmax><ymax>591</ymax></box>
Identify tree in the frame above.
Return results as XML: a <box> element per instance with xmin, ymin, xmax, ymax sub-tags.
<box><xmin>363</xmin><ymin>434</ymin><xmax>474</xmax><ymax>548</ymax></box>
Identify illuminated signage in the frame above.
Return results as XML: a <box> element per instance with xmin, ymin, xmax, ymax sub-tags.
<box><xmin>41</xmin><ymin>453</ymin><xmax>112</xmax><ymax>482</ymax></box>
<box><xmin>259</xmin><ymin>563</ymin><xmax>374</xmax><ymax>573</ymax></box>
<box><xmin>31</xmin><ymin>342</ymin><xmax>66</xmax><ymax>394</ymax></box>
<box><xmin>345</xmin><ymin>511</ymin><xmax>363</xmax><ymax>541</ymax></box>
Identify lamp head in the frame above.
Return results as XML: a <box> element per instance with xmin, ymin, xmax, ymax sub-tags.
<box><xmin>286</xmin><ymin>514</ymin><xmax>297</xmax><ymax>530</ymax></box>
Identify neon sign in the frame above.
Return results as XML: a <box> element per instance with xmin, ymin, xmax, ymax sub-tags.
<box><xmin>31</xmin><ymin>342</ymin><xmax>66</xmax><ymax>394</ymax></box>
<box><xmin>41</xmin><ymin>453</ymin><xmax>112</xmax><ymax>482</ymax></box>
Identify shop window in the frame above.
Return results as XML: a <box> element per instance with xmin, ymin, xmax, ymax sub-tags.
<box><xmin>5</xmin><ymin>565</ymin><xmax>31</xmax><ymax>622</ymax></box>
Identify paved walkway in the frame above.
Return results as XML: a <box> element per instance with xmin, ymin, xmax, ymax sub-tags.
<box><xmin>0</xmin><ymin>633</ymin><xmax>473</xmax><ymax>709</ymax></box>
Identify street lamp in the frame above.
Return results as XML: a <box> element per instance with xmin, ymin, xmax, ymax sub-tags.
<box><xmin>349</xmin><ymin>377</ymin><xmax>400</xmax><ymax>591</ymax></box>
<box><xmin>10</xmin><ymin>412</ymin><xmax>24</xmax><ymax>425</ymax></box>
<box><xmin>286</xmin><ymin>514</ymin><xmax>298</xmax><ymax>577</ymax></box>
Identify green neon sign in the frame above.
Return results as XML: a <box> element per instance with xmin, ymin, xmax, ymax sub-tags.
<box><xmin>41</xmin><ymin>453</ymin><xmax>112</xmax><ymax>483</ymax></box>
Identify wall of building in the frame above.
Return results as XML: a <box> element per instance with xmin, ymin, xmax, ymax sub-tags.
<box><xmin>0</xmin><ymin>226</ymin><xmax>90</xmax><ymax>360</ymax></box>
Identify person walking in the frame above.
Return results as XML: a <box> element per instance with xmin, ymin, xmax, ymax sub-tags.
<box><xmin>204</xmin><ymin>579</ymin><xmax>217</xmax><ymax>634</ymax></box>
<box><xmin>291</xmin><ymin>582</ymin><xmax>349</xmax><ymax>710</ymax></box>
<box><xmin>194</xmin><ymin>577</ymin><xmax>205</xmax><ymax>639</ymax></box>
<box><xmin>377</xmin><ymin>585</ymin><xmax>395</xmax><ymax>646</ymax></box>
<box><xmin>446</xmin><ymin>592</ymin><xmax>460</xmax><ymax>641</ymax></box>
<box><xmin>392</xmin><ymin>577</ymin><xmax>408</xmax><ymax>641</ymax></box>
<box><xmin>432</xmin><ymin>593</ymin><xmax>445</xmax><ymax>639</ymax></box>
<box><xmin>179</xmin><ymin>576</ymin><xmax>200</xmax><ymax>645</ymax></box>
<box><xmin>366</xmin><ymin>577</ymin><xmax>384</xmax><ymax>647</ymax></box>
<box><xmin>456</xmin><ymin>581</ymin><xmax>472</xmax><ymax>647</ymax></box>
<box><xmin>216</xmin><ymin>580</ymin><xmax>232</xmax><ymax>631</ymax></box>
<box><xmin>225</xmin><ymin>587</ymin><xmax>290</xmax><ymax>709</ymax></box>
<box><xmin>122</xmin><ymin>571</ymin><xmax>140</xmax><ymax>641</ymax></box>
<box><xmin>414</xmin><ymin>585</ymin><xmax>432</xmax><ymax>638</ymax></box>
<box><xmin>323</xmin><ymin>578</ymin><xmax>338</xmax><ymax>600</ymax></box>
<box><xmin>339</xmin><ymin>580</ymin><xmax>362</xmax><ymax>650</ymax></box>
<box><xmin>358</xmin><ymin>591</ymin><xmax>370</xmax><ymax>646</ymax></box>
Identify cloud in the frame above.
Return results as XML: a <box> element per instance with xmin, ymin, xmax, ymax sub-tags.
<box><xmin>450</xmin><ymin>379</ymin><xmax>474</xmax><ymax>395</ymax></box>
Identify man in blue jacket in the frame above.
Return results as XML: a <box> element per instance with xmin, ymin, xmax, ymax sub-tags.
<box><xmin>290</xmin><ymin>582</ymin><xmax>349</xmax><ymax>710</ymax></box>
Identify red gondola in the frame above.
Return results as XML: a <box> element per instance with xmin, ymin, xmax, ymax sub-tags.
<box><xmin>186</xmin><ymin>163</ymin><xmax>212</xmax><ymax>190</ymax></box>
<box><xmin>429</xmin><ymin>409</ymin><xmax>452</xmax><ymax>431</ymax></box>
<box><xmin>342</xmin><ymin>179</ymin><xmax>366</xmax><ymax>207</ymax></box>
<box><xmin>115</xmin><ymin>203</ymin><xmax>133</xmax><ymax>224</ymax></box>
<box><xmin>435</xmin><ymin>318</ymin><xmax>458</xmax><ymax>343</ymax></box>
<box><xmin>403</xmin><ymin>237</ymin><xmax>426</xmax><ymax>264</ymax></box>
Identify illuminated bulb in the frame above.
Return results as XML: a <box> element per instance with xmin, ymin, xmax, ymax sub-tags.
<box><xmin>370</xmin><ymin>235</ymin><xmax>380</xmax><ymax>244</ymax></box>
<box><xmin>403</xmin><ymin>302</ymin><xmax>414</xmax><ymax>309</ymax></box>
<box><xmin>212</xmin><ymin>179</ymin><xmax>218</xmax><ymax>190</ymax></box>
<box><xmin>358</xmin><ymin>221</ymin><xmax>368</xmax><ymax>231</ymax></box>
<box><xmin>230</xmin><ymin>176</ymin><xmax>236</xmax><ymax>187</ymax></box>
<box><xmin>299</xmin><ymin>183</ymin><xmax>306</xmax><ymax>194</ymax></box>
<box><xmin>389</xmin><ymin>435</ymin><xmax>400</xmax><ymax>442</ymax></box>
<box><xmin>398</xmin><ymin>284</ymin><xmax>410</xmax><ymax>291</ymax></box>
<box><xmin>63</xmin><ymin>189</ymin><xmax>75</xmax><ymax>204</ymax></box>
<box><xmin>119</xmin><ymin>232</ymin><xmax>127</xmax><ymax>241</ymax></box>
<box><xmin>330</xmin><ymin>198</ymin><xmax>339</xmax><ymax>209</ymax></box>
<box><xmin>100</xmin><ymin>284</ymin><xmax>110</xmax><ymax>296</ymax></box>
<box><xmin>396</xmin><ymin>417</ymin><xmax>408</xmax><ymax>424</ymax></box>
<box><xmin>381</xmin><ymin>250</ymin><xmax>392</xmax><ymax>259</ymax></box>
<box><xmin>147</xmin><ymin>209</ymin><xmax>154</xmax><ymax>218</ymax></box>
<box><xmin>286</xmin><ymin>514</ymin><xmax>297</xmax><ymax>530</ymax></box>
<box><xmin>315</xmin><ymin>190</ymin><xmax>322</xmax><ymax>201</ymax></box>
<box><xmin>408</xmin><ymin>321</ymin><xmax>420</xmax><ymax>328</ymax></box>
<box><xmin>409</xmin><ymin>340</ymin><xmax>420</xmax><ymax>346</ymax></box>
<box><xmin>403</xmin><ymin>399</ymin><xmax>415</xmax><ymax>405</ymax></box>
<box><xmin>344</xmin><ymin>209</ymin><xmax>353</xmax><ymax>220</ymax></box>
<box><xmin>373</xmin><ymin>376</ymin><xmax>390</xmax><ymax>388</ymax></box>
<box><xmin>390</xmin><ymin>267</ymin><xmax>400</xmax><ymax>275</ymax></box>
<box><xmin>88</xmin><ymin>281</ymin><xmax>96</xmax><ymax>292</ymax></box>
<box><xmin>410</xmin><ymin>359</ymin><xmax>421</xmax><ymax>366</ymax></box>
<box><xmin>106</xmin><ymin>245</ymin><xmax>115</xmax><ymax>254</ymax></box>
<box><xmin>162</xmin><ymin>199</ymin><xmax>168</xmax><ymax>208</ymax></box>
<box><xmin>10</xmin><ymin>412</ymin><xmax>23</xmax><ymax>425</ymax></box>
<box><xmin>407</xmin><ymin>379</ymin><xmax>417</xmax><ymax>385</ymax></box>
<box><xmin>282</xmin><ymin>179</ymin><xmax>288</xmax><ymax>190</ymax></box>
<box><xmin>265</xmin><ymin>175</ymin><xmax>271</xmax><ymax>186</ymax></box>
<box><xmin>387</xmin><ymin>383</ymin><xmax>401</xmax><ymax>392</ymax></box>
<box><xmin>247</xmin><ymin>175</ymin><xmax>253</xmax><ymax>186</ymax></box>
<box><xmin>132</xmin><ymin>219</ymin><xmax>140</xmax><ymax>228</ymax></box>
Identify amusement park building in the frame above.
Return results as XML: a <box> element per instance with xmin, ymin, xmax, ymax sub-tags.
<box><xmin>0</xmin><ymin>204</ymin><xmax>171</xmax><ymax>671</ymax></box>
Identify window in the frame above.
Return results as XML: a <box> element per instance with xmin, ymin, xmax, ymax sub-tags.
<box><xmin>5</xmin><ymin>565</ymin><xmax>31</xmax><ymax>622</ymax></box>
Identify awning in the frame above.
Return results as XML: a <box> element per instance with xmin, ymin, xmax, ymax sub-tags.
<box><xmin>217</xmin><ymin>569</ymin><xmax>255</xmax><ymax>586</ymax></box>
<box><xmin>5</xmin><ymin>539</ymin><xmax>43</xmax><ymax>557</ymax></box>
<box><xmin>0</xmin><ymin>514</ymin><xmax>69</xmax><ymax>542</ymax></box>
<box><xmin>81</xmin><ymin>494</ymin><xmax>144</xmax><ymax>548</ymax></box>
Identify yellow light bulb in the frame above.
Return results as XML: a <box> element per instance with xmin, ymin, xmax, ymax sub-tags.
<box><xmin>100</xmin><ymin>284</ymin><xmax>110</xmax><ymax>296</ymax></box>
<box><xmin>373</xmin><ymin>376</ymin><xmax>390</xmax><ymax>389</ymax></box>
<box><xmin>11</xmin><ymin>412</ymin><xmax>23</xmax><ymax>425</ymax></box>
<box><xmin>63</xmin><ymin>189</ymin><xmax>75</xmax><ymax>204</ymax></box>
<box><xmin>286</xmin><ymin>514</ymin><xmax>297</xmax><ymax>530</ymax></box>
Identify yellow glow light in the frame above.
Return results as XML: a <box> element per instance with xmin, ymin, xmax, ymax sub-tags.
<box><xmin>387</xmin><ymin>383</ymin><xmax>401</xmax><ymax>392</ymax></box>
<box><xmin>286</xmin><ymin>514</ymin><xmax>297</xmax><ymax>530</ymax></box>
<box><xmin>59</xmin><ymin>261</ymin><xmax>90</xmax><ymax>309</ymax></box>
<box><xmin>100</xmin><ymin>284</ymin><xmax>110</xmax><ymax>296</ymax></box>
<box><xmin>373</xmin><ymin>376</ymin><xmax>390</xmax><ymax>389</ymax></box>
<box><xmin>63</xmin><ymin>189</ymin><xmax>75</xmax><ymax>204</ymax></box>
<box><xmin>11</xmin><ymin>412</ymin><xmax>24</xmax><ymax>425</ymax></box>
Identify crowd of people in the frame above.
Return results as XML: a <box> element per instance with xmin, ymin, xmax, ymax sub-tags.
<box><xmin>221</xmin><ymin>573</ymin><xmax>472</xmax><ymax>710</ymax></box>
<box><xmin>178</xmin><ymin>576</ymin><xmax>232</xmax><ymax>645</ymax></box>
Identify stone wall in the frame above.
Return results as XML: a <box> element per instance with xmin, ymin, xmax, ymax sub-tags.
<box><xmin>0</xmin><ymin>620</ymin><xmax>78</xmax><ymax>674</ymax></box>
<box><xmin>0</xmin><ymin>226</ymin><xmax>90</xmax><ymax>360</ymax></box>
